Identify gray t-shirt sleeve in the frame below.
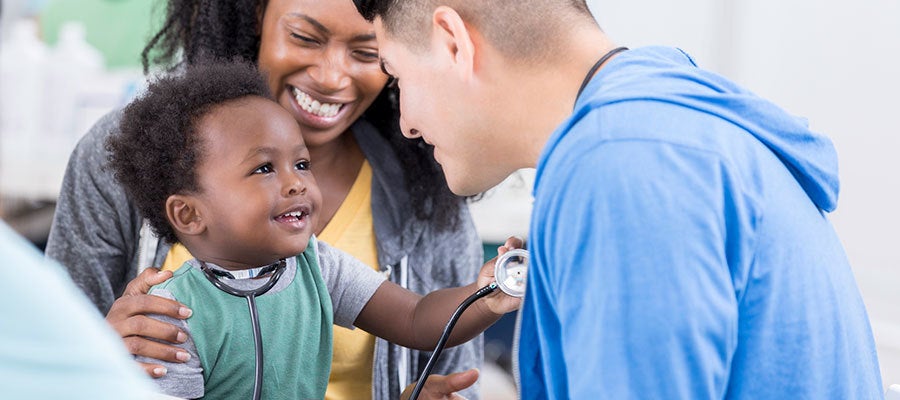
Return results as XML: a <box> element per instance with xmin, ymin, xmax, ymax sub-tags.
<box><xmin>134</xmin><ymin>289</ymin><xmax>204</xmax><ymax>399</ymax></box>
<box><xmin>315</xmin><ymin>240</ymin><xmax>386</xmax><ymax>328</ymax></box>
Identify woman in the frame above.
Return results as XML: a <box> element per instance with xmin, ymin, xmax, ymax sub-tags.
<box><xmin>45</xmin><ymin>0</ymin><xmax>485</xmax><ymax>399</ymax></box>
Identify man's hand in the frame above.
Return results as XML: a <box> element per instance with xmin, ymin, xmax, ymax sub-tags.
<box><xmin>105</xmin><ymin>267</ymin><xmax>192</xmax><ymax>378</ymax></box>
<box><xmin>401</xmin><ymin>369</ymin><xmax>480</xmax><ymax>400</ymax></box>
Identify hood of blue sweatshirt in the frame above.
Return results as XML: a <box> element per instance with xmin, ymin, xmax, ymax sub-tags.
<box><xmin>575</xmin><ymin>46</ymin><xmax>839</xmax><ymax>212</ymax></box>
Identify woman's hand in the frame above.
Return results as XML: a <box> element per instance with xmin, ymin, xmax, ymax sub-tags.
<box><xmin>477</xmin><ymin>236</ymin><xmax>526</xmax><ymax>315</ymax></box>
<box><xmin>105</xmin><ymin>267</ymin><xmax>193</xmax><ymax>378</ymax></box>
<box><xmin>401</xmin><ymin>369</ymin><xmax>480</xmax><ymax>400</ymax></box>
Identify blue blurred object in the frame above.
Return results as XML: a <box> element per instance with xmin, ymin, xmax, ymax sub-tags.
<box><xmin>0</xmin><ymin>220</ymin><xmax>157</xmax><ymax>399</ymax></box>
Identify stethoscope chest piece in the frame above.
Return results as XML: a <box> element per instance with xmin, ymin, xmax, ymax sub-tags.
<box><xmin>494</xmin><ymin>248</ymin><xmax>528</xmax><ymax>298</ymax></box>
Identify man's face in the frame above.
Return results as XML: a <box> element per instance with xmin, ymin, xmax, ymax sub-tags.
<box><xmin>375</xmin><ymin>19</ymin><xmax>505</xmax><ymax>196</ymax></box>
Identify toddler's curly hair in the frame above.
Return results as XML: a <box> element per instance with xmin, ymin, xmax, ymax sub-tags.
<box><xmin>107</xmin><ymin>58</ymin><xmax>271</xmax><ymax>243</ymax></box>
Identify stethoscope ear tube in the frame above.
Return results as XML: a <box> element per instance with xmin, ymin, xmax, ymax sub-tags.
<box><xmin>200</xmin><ymin>260</ymin><xmax>287</xmax><ymax>400</ymax></box>
<box><xmin>245</xmin><ymin>294</ymin><xmax>264</xmax><ymax>400</ymax></box>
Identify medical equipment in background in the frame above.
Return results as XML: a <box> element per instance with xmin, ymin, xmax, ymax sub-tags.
<box><xmin>409</xmin><ymin>248</ymin><xmax>529</xmax><ymax>400</ymax></box>
<box><xmin>199</xmin><ymin>260</ymin><xmax>288</xmax><ymax>400</ymax></box>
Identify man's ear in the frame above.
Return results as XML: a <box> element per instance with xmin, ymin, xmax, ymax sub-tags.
<box><xmin>166</xmin><ymin>194</ymin><xmax>206</xmax><ymax>237</ymax></box>
<box><xmin>432</xmin><ymin>6</ymin><xmax>476</xmax><ymax>81</ymax></box>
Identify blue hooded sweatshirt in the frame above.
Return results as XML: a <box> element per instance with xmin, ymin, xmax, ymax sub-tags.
<box><xmin>518</xmin><ymin>47</ymin><xmax>882</xmax><ymax>399</ymax></box>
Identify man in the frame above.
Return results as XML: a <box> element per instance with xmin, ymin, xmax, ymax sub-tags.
<box><xmin>355</xmin><ymin>0</ymin><xmax>883</xmax><ymax>399</ymax></box>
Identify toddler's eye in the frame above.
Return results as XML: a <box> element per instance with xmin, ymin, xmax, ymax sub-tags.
<box><xmin>253</xmin><ymin>163</ymin><xmax>274</xmax><ymax>174</ymax></box>
<box><xmin>296</xmin><ymin>160</ymin><xmax>311</xmax><ymax>171</ymax></box>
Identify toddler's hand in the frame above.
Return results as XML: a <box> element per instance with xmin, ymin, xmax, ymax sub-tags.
<box><xmin>478</xmin><ymin>236</ymin><xmax>525</xmax><ymax>315</ymax></box>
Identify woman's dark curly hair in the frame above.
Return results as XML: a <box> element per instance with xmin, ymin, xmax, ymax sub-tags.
<box><xmin>107</xmin><ymin>59</ymin><xmax>272</xmax><ymax>244</ymax></box>
<box><xmin>142</xmin><ymin>0</ymin><xmax>465</xmax><ymax>231</ymax></box>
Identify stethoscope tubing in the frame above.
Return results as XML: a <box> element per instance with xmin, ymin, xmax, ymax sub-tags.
<box><xmin>246</xmin><ymin>294</ymin><xmax>264</xmax><ymax>400</ymax></box>
<box><xmin>200</xmin><ymin>261</ymin><xmax>287</xmax><ymax>400</ymax></box>
<box><xmin>408</xmin><ymin>282</ymin><xmax>499</xmax><ymax>400</ymax></box>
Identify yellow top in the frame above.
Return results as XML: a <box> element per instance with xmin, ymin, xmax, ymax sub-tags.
<box><xmin>319</xmin><ymin>160</ymin><xmax>378</xmax><ymax>400</ymax></box>
<box><xmin>160</xmin><ymin>242</ymin><xmax>191</xmax><ymax>272</ymax></box>
<box><xmin>160</xmin><ymin>160</ymin><xmax>378</xmax><ymax>400</ymax></box>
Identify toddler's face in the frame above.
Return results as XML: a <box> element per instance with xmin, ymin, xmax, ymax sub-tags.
<box><xmin>191</xmin><ymin>96</ymin><xmax>322</xmax><ymax>268</ymax></box>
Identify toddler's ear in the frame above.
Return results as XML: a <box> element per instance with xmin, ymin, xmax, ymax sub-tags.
<box><xmin>166</xmin><ymin>194</ymin><xmax>206</xmax><ymax>237</ymax></box>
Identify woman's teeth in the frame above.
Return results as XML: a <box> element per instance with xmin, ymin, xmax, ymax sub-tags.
<box><xmin>292</xmin><ymin>88</ymin><xmax>341</xmax><ymax>118</ymax></box>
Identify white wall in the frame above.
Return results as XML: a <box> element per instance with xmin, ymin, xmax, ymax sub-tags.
<box><xmin>588</xmin><ymin>0</ymin><xmax>900</xmax><ymax>387</ymax></box>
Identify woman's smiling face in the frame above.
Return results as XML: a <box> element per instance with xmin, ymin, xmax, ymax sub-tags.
<box><xmin>257</xmin><ymin>0</ymin><xmax>389</xmax><ymax>148</ymax></box>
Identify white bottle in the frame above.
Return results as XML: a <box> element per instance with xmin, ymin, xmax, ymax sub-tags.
<box><xmin>0</xmin><ymin>19</ymin><xmax>48</xmax><ymax>142</ymax></box>
<box><xmin>0</xmin><ymin>18</ymin><xmax>48</xmax><ymax>196</ymax></box>
<box><xmin>45</xmin><ymin>21</ymin><xmax>105</xmax><ymax>146</ymax></box>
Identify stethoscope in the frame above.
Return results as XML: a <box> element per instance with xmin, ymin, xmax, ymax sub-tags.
<box><xmin>408</xmin><ymin>248</ymin><xmax>529</xmax><ymax>400</ymax></box>
<box><xmin>198</xmin><ymin>249</ymin><xmax>528</xmax><ymax>400</ymax></box>
<box><xmin>200</xmin><ymin>259</ymin><xmax>288</xmax><ymax>400</ymax></box>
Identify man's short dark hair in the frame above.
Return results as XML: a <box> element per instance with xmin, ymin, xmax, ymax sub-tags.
<box><xmin>354</xmin><ymin>0</ymin><xmax>595</xmax><ymax>60</ymax></box>
<box><xmin>106</xmin><ymin>58</ymin><xmax>271</xmax><ymax>243</ymax></box>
